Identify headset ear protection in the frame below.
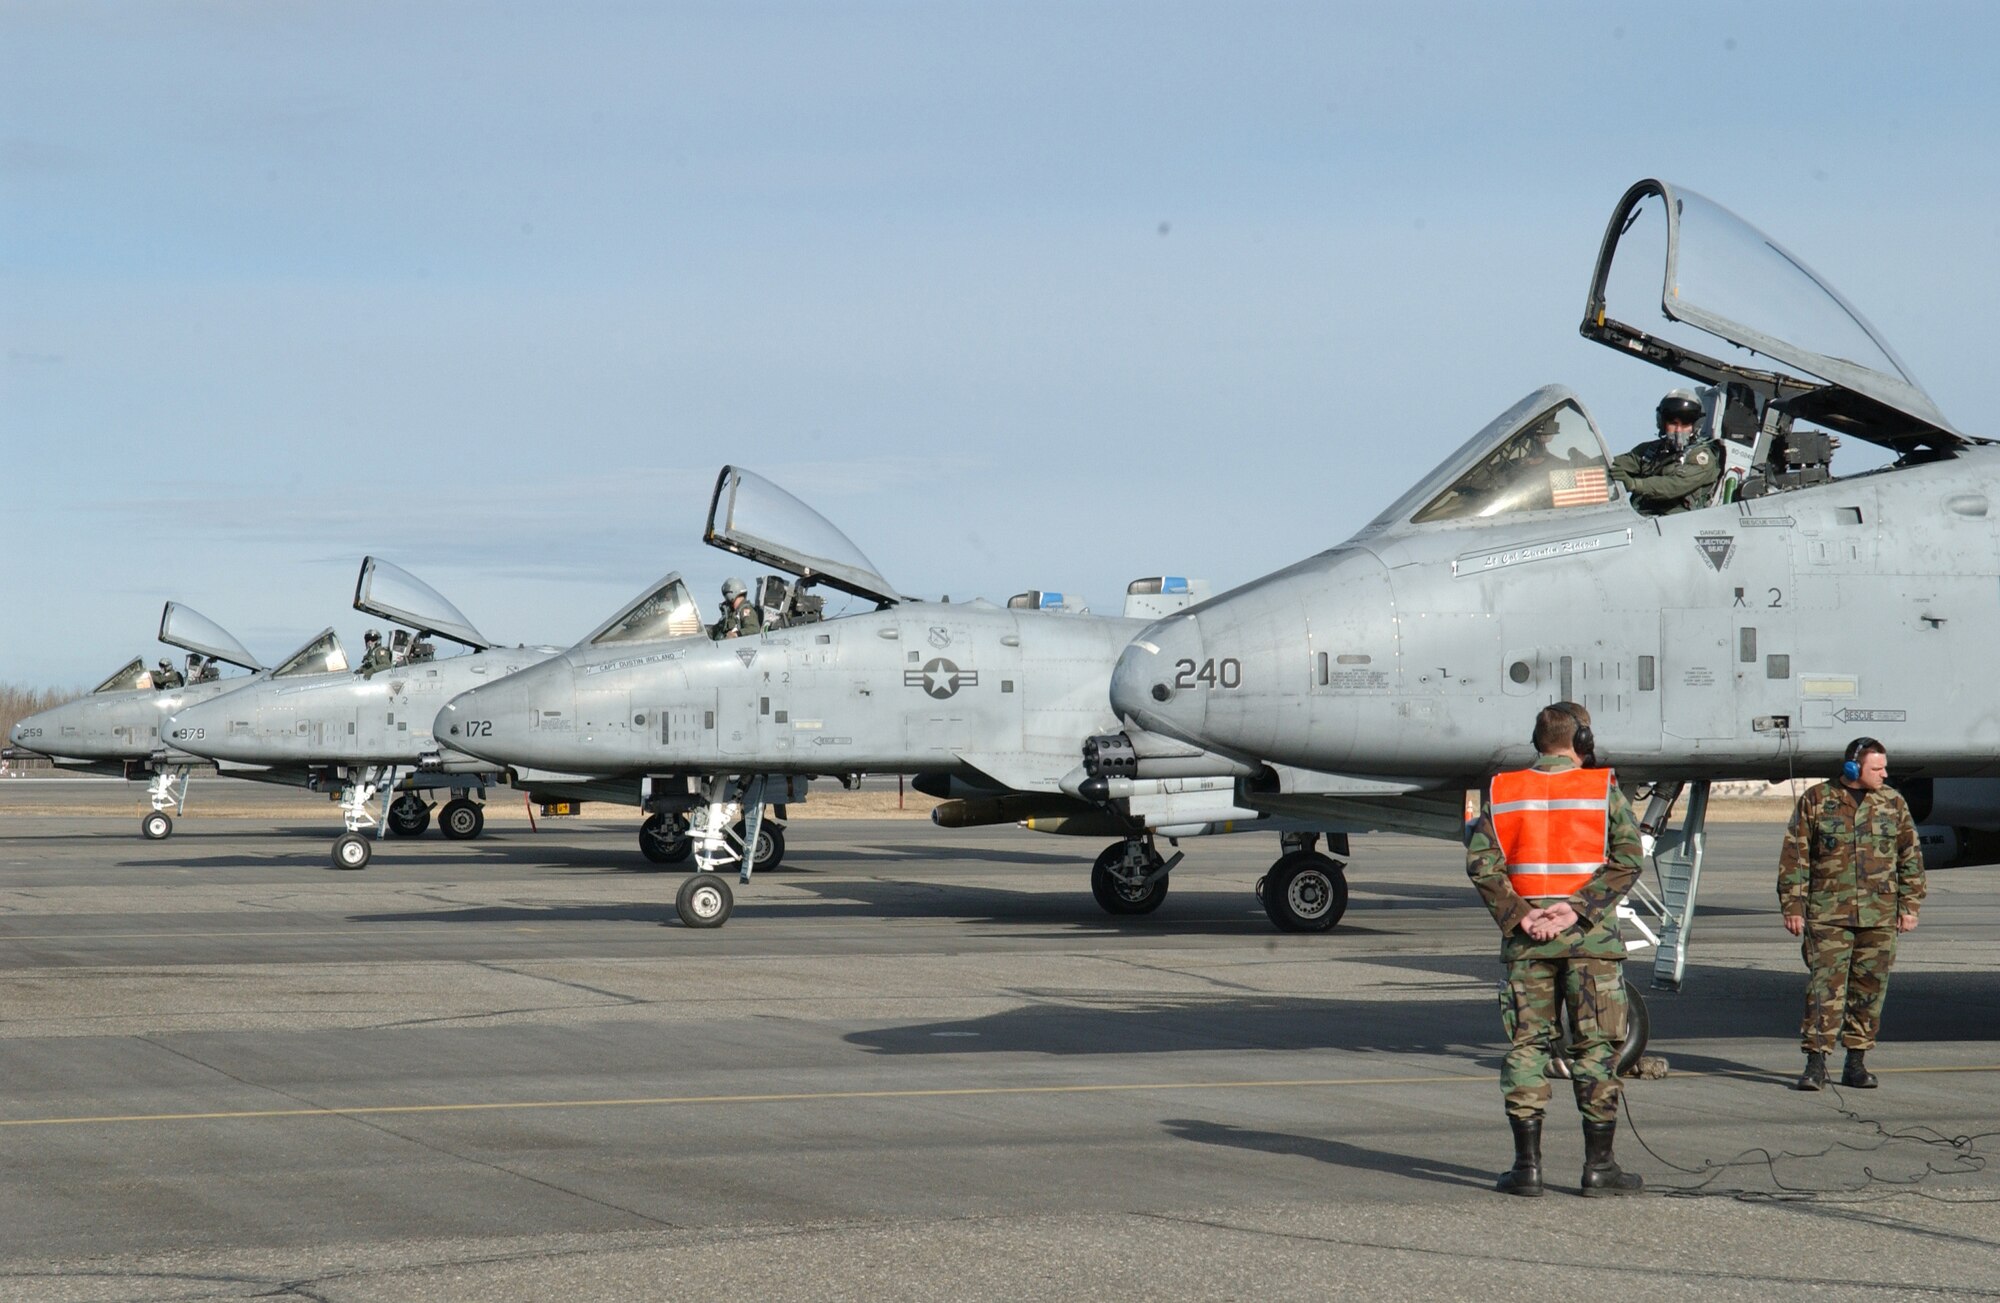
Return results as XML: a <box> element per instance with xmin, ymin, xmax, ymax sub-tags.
<box><xmin>1842</xmin><ymin>736</ymin><xmax>1881</xmax><ymax>783</ymax></box>
<box><xmin>1535</xmin><ymin>702</ymin><xmax>1594</xmax><ymax>757</ymax></box>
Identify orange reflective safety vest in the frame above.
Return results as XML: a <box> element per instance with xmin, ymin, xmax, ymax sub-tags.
<box><xmin>1489</xmin><ymin>765</ymin><xmax>1612</xmax><ymax>899</ymax></box>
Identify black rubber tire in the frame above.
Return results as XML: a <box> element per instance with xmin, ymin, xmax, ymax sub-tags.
<box><xmin>141</xmin><ymin>811</ymin><xmax>173</xmax><ymax>841</ymax></box>
<box><xmin>676</xmin><ymin>873</ymin><xmax>734</xmax><ymax>928</ymax></box>
<box><xmin>639</xmin><ymin>812</ymin><xmax>694</xmax><ymax>867</ymax></box>
<box><xmin>735</xmin><ymin>820</ymin><xmax>785</xmax><ymax>871</ymax></box>
<box><xmin>332</xmin><ymin>832</ymin><xmax>372</xmax><ymax>871</ymax></box>
<box><xmin>438</xmin><ymin>798</ymin><xmax>484</xmax><ymax>840</ymax></box>
<box><xmin>1090</xmin><ymin>841</ymin><xmax>1169</xmax><ymax>915</ymax></box>
<box><xmin>1260</xmin><ymin>852</ymin><xmax>1349</xmax><ymax>932</ymax></box>
<box><xmin>387</xmin><ymin>794</ymin><xmax>430</xmax><ymax>837</ymax></box>
<box><xmin>1616</xmin><ymin>983</ymin><xmax>1651</xmax><ymax>1076</ymax></box>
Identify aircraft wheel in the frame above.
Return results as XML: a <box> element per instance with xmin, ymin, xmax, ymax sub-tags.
<box><xmin>438</xmin><ymin>799</ymin><xmax>484</xmax><ymax>840</ymax></box>
<box><xmin>1261</xmin><ymin>852</ymin><xmax>1348</xmax><ymax>932</ymax></box>
<box><xmin>676</xmin><ymin>873</ymin><xmax>734</xmax><ymax>928</ymax></box>
<box><xmin>1616</xmin><ymin>983</ymin><xmax>1651</xmax><ymax>1077</ymax></box>
<box><xmin>141</xmin><ymin>811</ymin><xmax>174</xmax><ymax>841</ymax></box>
<box><xmin>387</xmin><ymin>794</ymin><xmax>430</xmax><ymax>837</ymax></box>
<box><xmin>735</xmin><ymin>821</ymin><xmax>785</xmax><ymax>871</ymax></box>
<box><xmin>332</xmin><ymin>833</ymin><xmax>372</xmax><ymax>871</ymax></box>
<box><xmin>1090</xmin><ymin>840</ymin><xmax>1169</xmax><ymax>915</ymax></box>
<box><xmin>639</xmin><ymin>812</ymin><xmax>693</xmax><ymax>867</ymax></box>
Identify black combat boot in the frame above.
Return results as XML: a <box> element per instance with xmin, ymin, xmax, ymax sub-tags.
<box><xmin>1842</xmin><ymin>1049</ymin><xmax>1879</xmax><ymax>1088</ymax></box>
<box><xmin>1796</xmin><ymin>1051</ymin><xmax>1829</xmax><ymax>1091</ymax></box>
<box><xmin>1579</xmin><ymin>1119</ymin><xmax>1643</xmax><ymax>1196</ymax></box>
<box><xmin>1495</xmin><ymin>1115</ymin><xmax>1543</xmax><ymax>1197</ymax></box>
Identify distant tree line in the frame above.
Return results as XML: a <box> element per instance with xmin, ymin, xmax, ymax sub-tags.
<box><xmin>0</xmin><ymin>684</ymin><xmax>82</xmax><ymax>751</ymax></box>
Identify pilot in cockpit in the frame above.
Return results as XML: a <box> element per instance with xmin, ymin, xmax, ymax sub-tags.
<box><xmin>1611</xmin><ymin>390</ymin><xmax>1721</xmax><ymax>515</ymax></box>
<box><xmin>711</xmin><ymin>577</ymin><xmax>764</xmax><ymax>640</ymax></box>
<box><xmin>153</xmin><ymin>658</ymin><xmax>184</xmax><ymax>690</ymax></box>
<box><xmin>358</xmin><ymin>629</ymin><xmax>392</xmax><ymax>676</ymax></box>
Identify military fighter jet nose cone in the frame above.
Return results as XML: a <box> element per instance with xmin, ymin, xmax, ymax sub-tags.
<box><xmin>1111</xmin><ymin>614</ymin><xmax>1207</xmax><ymax>747</ymax></box>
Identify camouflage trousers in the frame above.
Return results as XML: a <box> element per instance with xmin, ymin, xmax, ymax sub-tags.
<box><xmin>1800</xmin><ymin>923</ymin><xmax>1897</xmax><ymax>1053</ymax></box>
<box><xmin>1499</xmin><ymin>957</ymin><xmax>1627</xmax><ymax>1122</ymax></box>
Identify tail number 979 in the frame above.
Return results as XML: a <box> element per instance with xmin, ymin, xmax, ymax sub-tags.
<box><xmin>1173</xmin><ymin>657</ymin><xmax>1242</xmax><ymax>690</ymax></box>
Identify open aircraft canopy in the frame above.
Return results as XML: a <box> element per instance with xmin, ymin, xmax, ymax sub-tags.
<box><xmin>582</xmin><ymin>572</ymin><xmax>707</xmax><ymax>647</ymax></box>
<box><xmin>1359</xmin><ymin>385</ymin><xmax>1617</xmax><ymax>537</ymax></box>
<box><xmin>353</xmin><ymin>557</ymin><xmax>494</xmax><ymax>650</ymax></box>
<box><xmin>1583</xmin><ymin>178</ymin><xmax>1967</xmax><ymax>453</ymax></box>
<box><xmin>272</xmin><ymin>629</ymin><xmax>349</xmax><ymax>678</ymax></box>
<box><xmin>704</xmin><ymin>466</ymin><xmax>901</xmax><ymax>606</ymax></box>
<box><xmin>92</xmin><ymin>657</ymin><xmax>149</xmax><ymax>694</ymax></box>
<box><xmin>158</xmin><ymin>603</ymin><xmax>263</xmax><ymax>671</ymax></box>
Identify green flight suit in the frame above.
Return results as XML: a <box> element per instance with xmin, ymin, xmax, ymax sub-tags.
<box><xmin>1611</xmin><ymin>436</ymin><xmax>1722</xmax><ymax>515</ymax></box>
<box><xmin>1467</xmin><ymin>755</ymin><xmax>1642</xmax><ymax>1121</ymax></box>
<box><xmin>1778</xmin><ymin>781</ymin><xmax>1925</xmax><ymax>1053</ymax></box>
<box><xmin>711</xmin><ymin>603</ymin><xmax>764</xmax><ymax>640</ymax></box>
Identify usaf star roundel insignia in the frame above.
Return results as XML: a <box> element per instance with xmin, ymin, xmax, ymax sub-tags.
<box><xmin>904</xmin><ymin>657</ymin><xmax>980</xmax><ymax>699</ymax></box>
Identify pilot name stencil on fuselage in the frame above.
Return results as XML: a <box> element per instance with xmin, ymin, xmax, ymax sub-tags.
<box><xmin>582</xmin><ymin>649</ymin><xmax>690</xmax><ymax>677</ymax></box>
<box><xmin>1452</xmin><ymin>528</ymin><xmax>1632</xmax><ymax>577</ymax></box>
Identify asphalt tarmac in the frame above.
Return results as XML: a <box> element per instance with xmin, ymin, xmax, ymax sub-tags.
<box><xmin>2</xmin><ymin>781</ymin><xmax>1998</xmax><ymax>1301</ymax></box>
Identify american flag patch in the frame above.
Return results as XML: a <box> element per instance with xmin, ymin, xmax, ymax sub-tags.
<box><xmin>1550</xmin><ymin>466</ymin><xmax>1609</xmax><ymax>507</ymax></box>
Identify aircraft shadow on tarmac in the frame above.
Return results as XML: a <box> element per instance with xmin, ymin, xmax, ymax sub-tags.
<box><xmin>1160</xmin><ymin>1118</ymin><xmax>1494</xmax><ymax>1190</ymax></box>
<box><xmin>843</xmin><ymin>965</ymin><xmax>2000</xmax><ymax>1063</ymax></box>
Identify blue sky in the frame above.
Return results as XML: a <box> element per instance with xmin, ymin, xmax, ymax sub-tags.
<box><xmin>5</xmin><ymin>2</ymin><xmax>1996</xmax><ymax>684</ymax></box>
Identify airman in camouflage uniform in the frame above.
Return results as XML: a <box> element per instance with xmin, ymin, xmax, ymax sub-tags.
<box><xmin>1610</xmin><ymin>389</ymin><xmax>1722</xmax><ymax>515</ymax></box>
<box><xmin>1779</xmin><ymin>737</ymin><xmax>1924</xmax><ymax>1090</ymax></box>
<box><xmin>1467</xmin><ymin>702</ymin><xmax>1644</xmax><ymax>1197</ymax></box>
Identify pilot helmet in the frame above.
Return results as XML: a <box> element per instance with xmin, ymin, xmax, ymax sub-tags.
<box><xmin>364</xmin><ymin>628</ymin><xmax>382</xmax><ymax>645</ymax></box>
<box><xmin>1656</xmin><ymin>389</ymin><xmax>1704</xmax><ymax>434</ymax></box>
<box><xmin>722</xmin><ymin>577</ymin><xmax>748</xmax><ymax>600</ymax></box>
<box><xmin>157</xmin><ymin>658</ymin><xmax>173</xmax><ymax>672</ymax></box>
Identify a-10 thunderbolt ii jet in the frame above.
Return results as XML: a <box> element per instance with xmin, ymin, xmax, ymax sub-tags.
<box><xmin>439</xmin><ymin>466</ymin><xmax>1346</xmax><ymax>928</ymax></box>
<box><xmin>1105</xmin><ymin>176</ymin><xmax>2000</xmax><ymax>989</ymax></box>
<box><xmin>164</xmin><ymin>558</ymin><xmax>561</xmax><ymax>870</ymax></box>
<box><xmin>5</xmin><ymin>603</ymin><xmax>281</xmax><ymax>838</ymax></box>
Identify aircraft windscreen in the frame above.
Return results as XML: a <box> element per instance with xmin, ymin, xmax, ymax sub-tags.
<box><xmin>706</xmin><ymin>467</ymin><xmax>899</xmax><ymax>603</ymax></box>
<box><xmin>588</xmin><ymin>574</ymin><xmax>706</xmax><ymax>646</ymax></box>
<box><xmin>353</xmin><ymin>557</ymin><xmax>492</xmax><ymax>649</ymax></box>
<box><xmin>272</xmin><ymin>630</ymin><xmax>350</xmax><ymax>678</ymax></box>
<box><xmin>158</xmin><ymin>603</ymin><xmax>263</xmax><ymax>670</ymax></box>
<box><xmin>91</xmin><ymin>657</ymin><xmax>148</xmax><ymax>694</ymax></box>
<box><xmin>1410</xmin><ymin>402</ymin><xmax>1611</xmax><ymax>524</ymax></box>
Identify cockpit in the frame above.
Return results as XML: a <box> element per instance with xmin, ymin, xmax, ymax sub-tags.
<box><xmin>586</xmin><ymin>574</ymin><xmax>707</xmax><ymax>646</ymax></box>
<box><xmin>93</xmin><ymin>657</ymin><xmax>152</xmax><ymax>694</ymax></box>
<box><xmin>352</xmin><ymin>557</ymin><xmax>495</xmax><ymax>668</ymax></box>
<box><xmin>1409</xmin><ymin>400</ymin><xmax>1612</xmax><ymax>524</ymax></box>
<box><xmin>1361</xmin><ymin>387</ymin><xmax>1620</xmax><ymax>536</ymax></box>
<box><xmin>1580</xmin><ymin>179</ymin><xmax>1973</xmax><ymax>489</ymax></box>
<box><xmin>705</xmin><ymin>466</ymin><xmax>902</xmax><ymax>609</ymax></box>
<box><xmin>273</xmin><ymin>630</ymin><xmax>349</xmax><ymax>678</ymax></box>
<box><xmin>1366</xmin><ymin>180</ymin><xmax>1976</xmax><ymax>539</ymax></box>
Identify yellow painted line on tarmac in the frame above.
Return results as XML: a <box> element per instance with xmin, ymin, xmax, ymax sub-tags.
<box><xmin>0</xmin><ymin>1074</ymin><xmax>1484</xmax><ymax>1129</ymax></box>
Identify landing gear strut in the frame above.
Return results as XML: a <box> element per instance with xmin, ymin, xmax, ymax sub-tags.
<box><xmin>139</xmin><ymin>764</ymin><xmax>192</xmax><ymax>839</ymax></box>
<box><xmin>1090</xmin><ymin>838</ymin><xmax>1180</xmax><ymax>915</ymax></box>
<box><xmin>688</xmin><ymin>775</ymin><xmax>786</xmax><ymax>880</ymax></box>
